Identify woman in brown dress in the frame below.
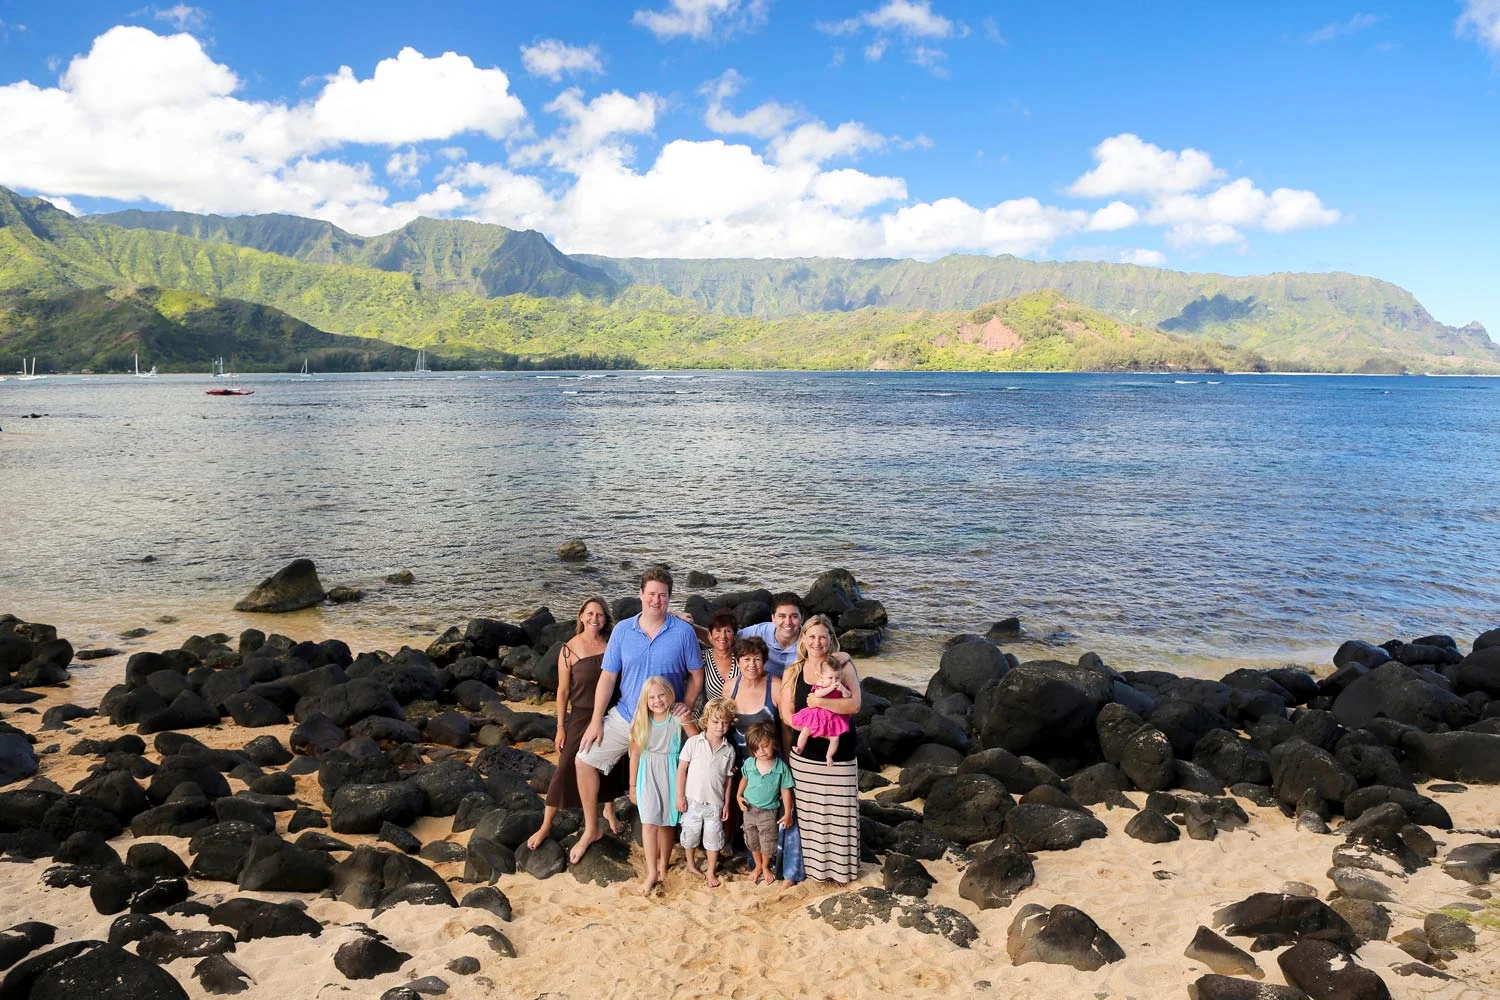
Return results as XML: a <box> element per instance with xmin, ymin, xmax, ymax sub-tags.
<box><xmin>527</xmin><ymin>596</ymin><xmax>626</xmax><ymax>849</ymax></box>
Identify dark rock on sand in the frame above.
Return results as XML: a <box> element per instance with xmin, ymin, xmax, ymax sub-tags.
<box><xmin>1187</xmin><ymin>975</ymin><xmax>1309</xmax><ymax>1000</ymax></box>
<box><xmin>467</xmin><ymin>925</ymin><xmax>518</xmax><ymax>958</ymax></box>
<box><xmin>0</xmin><ymin>940</ymin><xmax>189</xmax><ymax>999</ymax></box>
<box><xmin>1004</xmin><ymin>803</ymin><xmax>1107</xmax><ymax>852</ymax></box>
<box><xmin>330</xmin><ymin>782</ymin><xmax>426</xmax><ymax>834</ymax></box>
<box><xmin>1119</xmin><ymin>726</ymin><xmax>1176</xmax><ymax>792</ymax></box>
<box><xmin>881</xmin><ymin>852</ymin><xmax>935</xmax><ymax>898</ymax></box>
<box><xmin>0</xmin><ymin>923</ymin><xmax>55</xmax><ymax>972</ymax></box>
<box><xmin>957</xmin><ymin>843</ymin><xmax>1035</xmax><ymax>910</ymax></box>
<box><xmin>330</xmin><ymin>846</ymin><xmax>455</xmax><ymax>910</ymax></box>
<box><xmin>1328</xmin><ymin>899</ymin><xmax>1390</xmax><ymax>942</ymax></box>
<box><xmin>333</xmin><ymin>935</ymin><xmax>410</xmax><ymax>980</ymax></box>
<box><xmin>136</xmin><ymin>930</ymin><xmax>235</xmax><ymax>964</ymax></box>
<box><xmin>1063</xmin><ymin>762</ymin><xmax>1130</xmax><ymax>805</ymax></box>
<box><xmin>920</xmin><ymin>774</ymin><xmax>1013</xmax><ymax>844</ymax></box>
<box><xmin>459</xmin><ymin>885</ymin><xmax>513</xmax><ymax>920</ymax></box>
<box><xmin>209</xmin><ymin>899</ymin><xmax>322</xmax><ymax>941</ymax></box>
<box><xmin>234</xmin><ymin>559</ymin><xmax>327</xmax><ymax>613</ymax></box>
<box><xmin>1442</xmin><ymin>842</ymin><xmax>1500</xmax><ymax>884</ymax></box>
<box><xmin>1211</xmin><ymin>893</ymin><xmax>1360</xmax><ymax>951</ymax></box>
<box><xmin>566</xmin><ymin>834</ymin><xmax>633</xmax><ymax>887</ymax></box>
<box><xmin>515</xmin><ymin>837</ymin><xmax>567</xmax><ymax>879</ymax></box>
<box><xmin>1006</xmin><ymin>903</ymin><xmax>1125</xmax><ymax>971</ymax></box>
<box><xmin>807</xmin><ymin>887</ymin><xmax>978</xmax><ymax>948</ymax></box>
<box><xmin>1277</xmin><ymin>939</ymin><xmax>1391</xmax><ymax>1000</ymax></box>
<box><xmin>106</xmin><ymin>913</ymin><xmax>168</xmax><ymax>947</ymax></box>
<box><xmin>1125</xmin><ymin>809</ymin><xmax>1181</xmax><ymax>844</ymax></box>
<box><xmin>193</xmin><ymin>954</ymin><xmax>253</xmax><ymax>995</ymax></box>
<box><xmin>379</xmin><ymin>822</ymin><xmax>421</xmax><ymax>855</ymax></box>
<box><xmin>237</xmin><ymin>835</ymin><xmax>333</xmax><ymax>892</ymax></box>
<box><xmin>1185</xmin><ymin>925</ymin><xmax>1262</xmax><ymax>978</ymax></box>
<box><xmin>1271</xmin><ymin>741</ymin><xmax>1357</xmax><ymax>812</ymax></box>
<box><xmin>1399</xmin><ymin>730</ymin><xmax>1500</xmax><ymax>782</ymax></box>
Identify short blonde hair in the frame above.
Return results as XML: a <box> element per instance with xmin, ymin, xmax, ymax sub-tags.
<box><xmin>699</xmin><ymin>697</ymin><xmax>737</xmax><ymax>728</ymax></box>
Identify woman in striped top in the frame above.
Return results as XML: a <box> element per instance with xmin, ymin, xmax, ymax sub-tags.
<box><xmin>701</xmin><ymin>608</ymin><xmax>739</xmax><ymax>702</ymax></box>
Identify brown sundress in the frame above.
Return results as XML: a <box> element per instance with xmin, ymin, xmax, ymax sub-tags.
<box><xmin>544</xmin><ymin>651</ymin><xmax>628</xmax><ymax>808</ymax></box>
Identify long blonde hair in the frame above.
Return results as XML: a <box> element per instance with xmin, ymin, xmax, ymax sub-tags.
<box><xmin>629</xmin><ymin>676</ymin><xmax>677</xmax><ymax>753</ymax></box>
<box><xmin>783</xmin><ymin>614</ymin><xmax>841</xmax><ymax>694</ymax></box>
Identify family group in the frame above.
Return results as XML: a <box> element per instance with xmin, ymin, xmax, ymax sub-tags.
<box><xmin>523</xmin><ymin>567</ymin><xmax>862</xmax><ymax>895</ymax></box>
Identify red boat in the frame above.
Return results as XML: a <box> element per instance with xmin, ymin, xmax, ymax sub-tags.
<box><xmin>205</xmin><ymin>388</ymin><xmax>254</xmax><ymax>396</ymax></box>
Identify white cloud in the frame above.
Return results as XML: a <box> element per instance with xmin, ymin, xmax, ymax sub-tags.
<box><xmin>1119</xmin><ymin>248</ymin><xmax>1166</xmax><ymax>267</ymax></box>
<box><xmin>386</xmin><ymin>147</ymin><xmax>427</xmax><ymax>181</ymax></box>
<box><xmin>1458</xmin><ymin>0</ymin><xmax>1500</xmax><ymax>53</ymax></box>
<box><xmin>769</xmin><ymin>120</ymin><xmax>887</xmax><ymax>165</ymax></box>
<box><xmin>1149</xmin><ymin>177</ymin><xmax>1339</xmax><ymax>246</ymax></box>
<box><xmin>881</xmin><ymin>197</ymin><xmax>1085</xmax><ymax>259</ymax></box>
<box><xmin>308</xmin><ymin>48</ymin><xmax>526</xmax><ymax>145</ymax></box>
<box><xmin>1086</xmin><ymin>200</ymin><xmax>1140</xmax><ymax>232</ymax></box>
<box><xmin>35</xmin><ymin>193</ymin><xmax>81</xmax><ymax>216</ymax></box>
<box><xmin>632</xmin><ymin>0</ymin><xmax>769</xmax><ymax>41</ymax></box>
<box><xmin>911</xmin><ymin>45</ymin><xmax>948</xmax><ymax>76</ymax></box>
<box><xmin>700</xmin><ymin>70</ymin><xmax>799</xmax><ymax>139</ymax></box>
<box><xmin>822</xmin><ymin>0</ymin><xmax>958</xmax><ymax>39</ymax></box>
<box><xmin>147</xmin><ymin>4</ymin><xmax>208</xmax><ymax>32</ymax></box>
<box><xmin>1068</xmin><ymin>133</ymin><xmax>1223</xmax><ymax>197</ymax></box>
<box><xmin>1070</xmin><ymin>246</ymin><xmax>1168</xmax><ymax>267</ymax></box>
<box><xmin>513</xmin><ymin>87</ymin><xmax>660</xmax><ymax>168</ymax></box>
<box><xmin>0</xmin><ymin>27</ymin><xmax>529</xmax><ymax>233</ymax></box>
<box><xmin>1305</xmin><ymin>13</ymin><xmax>1379</xmax><ymax>43</ymax></box>
<box><xmin>520</xmin><ymin>39</ymin><xmax>604</xmax><ymax>81</ymax></box>
<box><xmin>864</xmin><ymin>39</ymin><xmax>888</xmax><ymax>61</ymax></box>
<box><xmin>811</xmin><ymin>169</ymin><xmax>907</xmax><ymax>211</ymax></box>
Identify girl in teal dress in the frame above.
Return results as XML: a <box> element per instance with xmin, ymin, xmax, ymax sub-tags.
<box><xmin>628</xmin><ymin>675</ymin><xmax>698</xmax><ymax>895</ymax></box>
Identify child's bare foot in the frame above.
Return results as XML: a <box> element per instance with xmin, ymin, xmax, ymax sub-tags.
<box><xmin>705</xmin><ymin>872</ymin><xmax>720</xmax><ymax>887</ymax></box>
<box><xmin>684</xmin><ymin>861</ymin><xmax>702</xmax><ymax>876</ymax></box>
<box><xmin>636</xmin><ymin>872</ymin><xmax>659</xmax><ymax>896</ymax></box>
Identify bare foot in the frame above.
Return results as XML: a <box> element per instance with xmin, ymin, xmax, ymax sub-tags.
<box><xmin>705</xmin><ymin>872</ymin><xmax>720</xmax><ymax>887</ymax></box>
<box><xmin>636</xmin><ymin>874</ymin><xmax>659</xmax><ymax>896</ymax></box>
<box><xmin>684</xmin><ymin>863</ymin><xmax>702</xmax><ymax>876</ymax></box>
<box><xmin>524</xmin><ymin>829</ymin><xmax>549</xmax><ymax>851</ymax></box>
<box><xmin>569</xmin><ymin>829</ymin><xmax>602</xmax><ymax>865</ymax></box>
<box><xmin>604</xmin><ymin>812</ymin><xmax>623</xmax><ymax>836</ymax></box>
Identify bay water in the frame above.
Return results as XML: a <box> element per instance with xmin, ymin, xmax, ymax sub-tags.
<box><xmin>3</xmin><ymin>370</ymin><xmax>1498</xmax><ymax>683</ymax></box>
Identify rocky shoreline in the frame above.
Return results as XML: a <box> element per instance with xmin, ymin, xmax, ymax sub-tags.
<box><xmin>1</xmin><ymin>576</ymin><xmax>1498</xmax><ymax>999</ymax></box>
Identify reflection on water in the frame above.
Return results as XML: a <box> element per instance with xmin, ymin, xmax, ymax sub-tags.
<box><xmin>3</xmin><ymin>370</ymin><xmax>1499</xmax><ymax>678</ymax></box>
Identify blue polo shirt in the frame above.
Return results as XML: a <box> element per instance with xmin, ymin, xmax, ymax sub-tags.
<box><xmin>602</xmin><ymin>613</ymin><xmax>703</xmax><ymax>723</ymax></box>
<box><xmin>737</xmin><ymin>621</ymin><xmax>798</xmax><ymax>678</ymax></box>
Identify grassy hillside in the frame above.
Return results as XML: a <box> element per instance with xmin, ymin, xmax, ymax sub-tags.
<box><xmin>96</xmin><ymin>208</ymin><xmax>617</xmax><ymax>300</ymax></box>
<box><xmin>5</xmin><ymin>188</ymin><xmax>1497</xmax><ymax>373</ymax></box>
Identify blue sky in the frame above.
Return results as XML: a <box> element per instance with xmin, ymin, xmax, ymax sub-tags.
<box><xmin>0</xmin><ymin>1</ymin><xmax>1497</xmax><ymax>331</ymax></box>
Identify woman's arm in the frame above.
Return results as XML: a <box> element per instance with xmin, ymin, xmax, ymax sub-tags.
<box><xmin>806</xmin><ymin>656</ymin><xmax>861</xmax><ymax>715</ymax></box>
<box><xmin>552</xmin><ymin>644</ymin><xmax>573</xmax><ymax>739</ymax></box>
<box><xmin>779</xmin><ymin>785</ymin><xmax>794</xmax><ymax>829</ymax></box>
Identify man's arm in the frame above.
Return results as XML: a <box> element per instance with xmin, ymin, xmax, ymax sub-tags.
<box><xmin>677</xmin><ymin>621</ymin><xmax>704</xmax><ymax>710</ymax></box>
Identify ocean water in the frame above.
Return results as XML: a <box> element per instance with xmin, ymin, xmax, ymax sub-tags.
<box><xmin>3</xmin><ymin>370</ymin><xmax>1499</xmax><ymax>677</ymax></box>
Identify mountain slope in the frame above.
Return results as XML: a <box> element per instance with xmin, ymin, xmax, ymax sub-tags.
<box><xmin>0</xmin><ymin>286</ymin><xmax>425</xmax><ymax>372</ymax></box>
<box><xmin>96</xmin><ymin>209</ymin><xmax>617</xmax><ymax>300</ymax></box>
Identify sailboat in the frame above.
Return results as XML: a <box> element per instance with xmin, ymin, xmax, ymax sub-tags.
<box><xmin>299</xmin><ymin>357</ymin><xmax>311</xmax><ymax>376</ymax></box>
<box><xmin>212</xmin><ymin>357</ymin><xmax>229</xmax><ymax>378</ymax></box>
<box><xmin>414</xmin><ymin>349</ymin><xmax>432</xmax><ymax>374</ymax></box>
<box><xmin>133</xmin><ymin>352</ymin><xmax>157</xmax><ymax>377</ymax></box>
<box><xmin>17</xmin><ymin>357</ymin><xmax>44</xmax><ymax>381</ymax></box>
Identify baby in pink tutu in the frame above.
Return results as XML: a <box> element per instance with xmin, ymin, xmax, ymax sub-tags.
<box><xmin>791</xmin><ymin>675</ymin><xmax>852</xmax><ymax>764</ymax></box>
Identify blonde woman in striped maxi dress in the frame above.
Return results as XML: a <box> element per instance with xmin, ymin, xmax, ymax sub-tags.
<box><xmin>777</xmin><ymin>615</ymin><xmax>862</xmax><ymax>883</ymax></box>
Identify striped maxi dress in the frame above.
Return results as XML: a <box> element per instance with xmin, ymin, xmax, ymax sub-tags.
<box><xmin>788</xmin><ymin>672</ymin><xmax>861</xmax><ymax>883</ymax></box>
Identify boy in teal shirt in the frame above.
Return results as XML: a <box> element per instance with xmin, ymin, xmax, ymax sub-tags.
<box><xmin>736</xmin><ymin>721</ymin><xmax>794</xmax><ymax>885</ymax></box>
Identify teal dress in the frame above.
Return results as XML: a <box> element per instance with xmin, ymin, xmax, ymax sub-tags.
<box><xmin>635</xmin><ymin>716</ymin><xmax>684</xmax><ymax>826</ymax></box>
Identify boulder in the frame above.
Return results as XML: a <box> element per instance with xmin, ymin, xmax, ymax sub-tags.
<box><xmin>1119</xmin><ymin>727</ymin><xmax>1176</xmax><ymax>792</ymax></box>
<box><xmin>1062</xmin><ymin>763</ymin><xmax>1130</xmax><ymax>805</ymax></box>
<box><xmin>408</xmin><ymin>761</ymin><xmax>486</xmax><ymax>817</ymax></box>
<box><xmin>1441</xmin><ymin>842</ymin><xmax>1500</xmax><ymax>884</ymax></box>
<box><xmin>920</xmin><ymin>774</ymin><xmax>1013</xmax><ymax>844</ymax></box>
<box><xmin>1006</xmin><ymin>903</ymin><xmax>1124</xmax><ymax>971</ymax></box>
<box><xmin>135</xmin><ymin>930</ymin><xmax>235</xmax><ymax>964</ymax></box>
<box><xmin>1004</xmin><ymin>804</ymin><xmax>1107</xmax><ymax>852</ymax></box>
<box><xmin>881</xmin><ymin>853</ymin><xmax>935</xmax><ymax>898</ymax></box>
<box><xmin>233</xmin><ymin>560</ymin><xmax>326</xmax><ymax>613</ymax></box>
<box><xmin>330</xmin><ymin>846</ymin><xmax>455</xmax><ymax>910</ymax></box>
<box><xmin>1193</xmin><ymin>729</ymin><xmax>1273</xmax><ymax>787</ymax></box>
<box><xmin>1399</xmin><ymin>730</ymin><xmax>1500</xmax><ymax>782</ymax></box>
<box><xmin>0</xmin><ymin>922</ymin><xmax>55</xmax><ymax>973</ymax></box>
<box><xmin>1095</xmin><ymin>703</ymin><xmax>1146</xmax><ymax>766</ymax></box>
<box><xmin>1332</xmin><ymin>663</ymin><xmax>1473</xmax><ymax>732</ymax></box>
<box><xmin>1184</xmin><ymin>925</ymin><xmax>1261</xmax><ymax>978</ymax></box>
<box><xmin>330</xmin><ymin>783</ymin><xmax>427</xmax><ymax>834</ymax></box>
<box><xmin>1211</xmin><ymin>893</ymin><xmax>1360</xmax><ymax>950</ymax></box>
<box><xmin>237</xmin><ymin>835</ymin><xmax>333</xmax><ymax>892</ymax></box>
<box><xmin>1187</xmin><ymin>976</ymin><xmax>1308</xmax><ymax>1000</ymax></box>
<box><xmin>192</xmin><ymin>954</ymin><xmax>252</xmax><ymax>995</ymax></box>
<box><xmin>956</xmin><ymin>748</ymin><xmax>1044</xmax><ymax>794</ymax></box>
<box><xmin>979</xmin><ymin>663</ymin><xmax>1112</xmax><ymax>757</ymax></box>
<box><xmin>0</xmin><ymin>940</ymin><xmax>189</xmax><ymax>999</ymax></box>
<box><xmin>288</xmin><ymin>713</ymin><xmax>345</xmax><ymax>756</ymax></box>
<box><xmin>333</xmin><ymin>936</ymin><xmax>410</xmax><ymax>980</ymax></box>
<box><xmin>956</xmin><ymin>843</ymin><xmax>1034</xmax><ymax>910</ymax></box>
<box><xmin>1271</xmin><ymin>741</ymin><xmax>1357</xmax><ymax>812</ymax></box>
<box><xmin>1124</xmin><ymin>809</ymin><xmax>1180</xmax><ymax>844</ymax></box>
<box><xmin>1328</xmin><ymin>899</ymin><xmax>1389</xmax><ymax>943</ymax></box>
<box><xmin>209</xmin><ymin>900</ymin><xmax>321</xmax><ymax>942</ymax></box>
<box><xmin>1277</xmin><ymin>939</ymin><xmax>1391</xmax><ymax>1000</ymax></box>
<box><xmin>222</xmin><ymin>693</ymin><xmax>286</xmax><ymax>729</ymax></box>
<box><xmin>931</xmin><ymin>638</ymin><xmax>1009</xmax><ymax>699</ymax></box>
<box><xmin>303</xmin><ymin>679</ymin><xmax>404</xmax><ymax>728</ymax></box>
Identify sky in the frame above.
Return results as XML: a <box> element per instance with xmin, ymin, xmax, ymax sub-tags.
<box><xmin>0</xmin><ymin>1</ymin><xmax>1497</xmax><ymax>330</ymax></box>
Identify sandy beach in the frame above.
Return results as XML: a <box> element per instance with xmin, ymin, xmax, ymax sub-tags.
<box><xmin>2</xmin><ymin>606</ymin><xmax>1498</xmax><ymax>1000</ymax></box>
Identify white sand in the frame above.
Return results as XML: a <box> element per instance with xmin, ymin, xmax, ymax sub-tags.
<box><xmin>2</xmin><ymin>627</ymin><xmax>1497</xmax><ymax>998</ymax></box>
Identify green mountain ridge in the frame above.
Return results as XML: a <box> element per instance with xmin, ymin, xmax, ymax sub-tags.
<box><xmin>2</xmin><ymin>187</ymin><xmax>1496</xmax><ymax>374</ymax></box>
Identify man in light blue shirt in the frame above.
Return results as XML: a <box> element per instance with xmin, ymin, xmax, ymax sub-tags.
<box><xmin>737</xmin><ymin>592</ymin><xmax>803</xmax><ymax>678</ymax></box>
<box><xmin>572</xmin><ymin>566</ymin><xmax>703</xmax><ymax>863</ymax></box>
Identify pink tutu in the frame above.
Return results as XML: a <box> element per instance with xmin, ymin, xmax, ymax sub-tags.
<box><xmin>791</xmin><ymin>706</ymin><xmax>849</xmax><ymax>738</ymax></box>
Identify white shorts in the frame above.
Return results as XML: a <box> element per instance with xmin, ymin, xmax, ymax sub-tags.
<box><xmin>679</xmin><ymin>800</ymin><xmax>725</xmax><ymax>851</ymax></box>
<box><xmin>573</xmin><ymin>709</ymin><xmax>632</xmax><ymax>775</ymax></box>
